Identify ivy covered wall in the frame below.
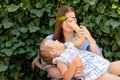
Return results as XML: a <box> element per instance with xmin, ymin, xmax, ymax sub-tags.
<box><xmin>0</xmin><ymin>0</ymin><xmax>120</xmax><ymax>79</ymax></box>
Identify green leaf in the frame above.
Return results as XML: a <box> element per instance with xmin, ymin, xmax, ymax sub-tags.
<box><xmin>19</xmin><ymin>27</ymin><xmax>28</xmax><ymax>33</ymax></box>
<box><xmin>0</xmin><ymin>24</ymin><xmax>2</xmax><ymax>29</ymax></box>
<box><xmin>0</xmin><ymin>35</ymin><xmax>9</xmax><ymax>42</ymax></box>
<box><xmin>0</xmin><ymin>64</ymin><xmax>8</xmax><ymax>72</ymax></box>
<box><xmin>58</xmin><ymin>16</ymin><xmax>66</xmax><ymax>21</ymax></box>
<box><xmin>112</xmin><ymin>4</ymin><xmax>117</xmax><ymax>9</ymax></box>
<box><xmin>84</xmin><ymin>3</ymin><xmax>90</xmax><ymax>11</ymax></box>
<box><xmin>10</xmin><ymin>71</ymin><xmax>20</xmax><ymax>80</ymax></box>
<box><xmin>95</xmin><ymin>15</ymin><xmax>102</xmax><ymax>24</ymax></box>
<box><xmin>26</xmin><ymin>39</ymin><xmax>34</xmax><ymax>45</ymax></box>
<box><xmin>73</xmin><ymin>0</ymin><xmax>81</xmax><ymax>4</ymax></box>
<box><xmin>117</xmin><ymin>8</ymin><xmax>120</xmax><ymax>15</ymax></box>
<box><xmin>14</xmin><ymin>41</ymin><xmax>25</xmax><ymax>49</ymax></box>
<box><xmin>0</xmin><ymin>48</ymin><xmax>14</xmax><ymax>56</ymax></box>
<box><xmin>19</xmin><ymin>48</ymin><xmax>26</xmax><ymax>54</ymax></box>
<box><xmin>5</xmin><ymin>39</ymin><xmax>14</xmax><ymax>47</ymax></box>
<box><xmin>44</xmin><ymin>3</ymin><xmax>54</xmax><ymax>13</ymax></box>
<box><xmin>0</xmin><ymin>72</ymin><xmax>6</xmax><ymax>80</ymax></box>
<box><xmin>11</xmin><ymin>29</ymin><xmax>20</xmax><ymax>37</ymax></box>
<box><xmin>3</xmin><ymin>21</ymin><xmax>14</xmax><ymax>29</ymax></box>
<box><xmin>112</xmin><ymin>43</ymin><xmax>118</xmax><ymax>51</ymax></box>
<box><xmin>49</xmin><ymin>18</ymin><xmax>55</xmax><ymax>26</ymax></box>
<box><xmin>97</xmin><ymin>3</ymin><xmax>106</xmax><ymax>14</ymax></box>
<box><xmin>110</xmin><ymin>19</ymin><xmax>120</xmax><ymax>28</ymax></box>
<box><xmin>115</xmin><ymin>32</ymin><xmax>120</xmax><ymax>46</ymax></box>
<box><xmin>100</xmin><ymin>25</ymin><xmax>110</xmax><ymax>34</ymax></box>
<box><xmin>103</xmin><ymin>50</ymin><xmax>113</xmax><ymax>61</ymax></box>
<box><xmin>22</xmin><ymin>0</ymin><xmax>32</xmax><ymax>11</ymax></box>
<box><xmin>36</xmin><ymin>1</ymin><xmax>43</xmax><ymax>8</ymax></box>
<box><xmin>0</xmin><ymin>52</ymin><xmax>6</xmax><ymax>57</ymax></box>
<box><xmin>105</xmin><ymin>19</ymin><xmax>120</xmax><ymax>28</ymax></box>
<box><xmin>114</xmin><ymin>52</ymin><xmax>120</xmax><ymax>59</ymax></box>
<box><xmin>83</xmin><ymin>0</ymin><xmax>98</xmax><ymax>5</ymax></box>
<box><xmin>89</xmin><ymin>0</ymin><xmax>98</xmax><ymax>5</ymax></box>
<box><xmin>106</xmin><ymin>10</ymin><xmax>118</xmax><ymax>18</ymax></box>
<box><xmin>28</xmin><ymin>23</ymin><xmax>40</xmax><ymax>33</ymax></box>
<box><xmin>15</xmin><ymin>13</ymin><xmax>24</xmax><ymax>23</ymax></box>
<box><xmin>8</xmin><ymin>4</ymin><xmax>19</xmax><ymax>12</ymax></box>
<box><xmin>26</xmin><ymin>50</ymin><xmax>36</xmax><ymax>60</ymax></box>
<box><xmin>30</xmin><ymin>9</ymin><xmax>44</xmax><ymax>17</ymax></box>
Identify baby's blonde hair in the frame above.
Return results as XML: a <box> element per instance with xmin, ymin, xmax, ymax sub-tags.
<box><xmin>40</xmin><ymin>39</ymin><xmax>54</xmax><ymax>64</ymax></box>
<box><xmin>32</xmin><ymin>39</ymin><xmax>55</xmax><ymax>70</ymax></box>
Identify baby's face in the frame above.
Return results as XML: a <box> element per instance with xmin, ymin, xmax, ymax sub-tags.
<box><xmin>46</xmin><ymin>40</ymin><xmax>65</xmax><ymax>52</ymax></box>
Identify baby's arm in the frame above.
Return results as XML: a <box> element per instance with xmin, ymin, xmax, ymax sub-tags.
<box><xmin>66</xmin><ymin>18</ymin><xmax>86</xmax><ymax>47</ymax></box>
<box><xmin>57</xmin><ymin>57</ymin><xmax>83</xmax><ymax>80</ymax></box>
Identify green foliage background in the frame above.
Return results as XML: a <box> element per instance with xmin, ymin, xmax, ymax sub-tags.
<box><xmin>0</xmin><ymin>0</ymin><xmax>120</xmax><ymax>79</ymax></box>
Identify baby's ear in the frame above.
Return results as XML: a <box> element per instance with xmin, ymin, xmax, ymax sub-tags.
<box><xmin>50</xmin><ymin>49</ymin><xmax>56</xmax><ymax>55</ymax></box>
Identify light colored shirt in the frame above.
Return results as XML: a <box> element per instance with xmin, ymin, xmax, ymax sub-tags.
<box><xmin>53</xmin><ymin>42</ymin><xmax>110</xmax><ymax>80</ymax></box>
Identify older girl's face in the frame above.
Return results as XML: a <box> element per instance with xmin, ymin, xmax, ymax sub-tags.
<box><xmin>62</xmin><ymin>12</ymin><xmax>77</xmax><ymax>32</ymax></box>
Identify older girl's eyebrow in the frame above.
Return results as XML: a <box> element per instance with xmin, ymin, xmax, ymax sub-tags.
<box><xmin>66</xmin><ymin>17</ymin><xmax>75</xmax><ymax>18</ymax></box>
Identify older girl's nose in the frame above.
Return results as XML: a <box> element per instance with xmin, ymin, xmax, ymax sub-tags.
<box><xmin>67</xmin><ymin>18</ymin><xmax>74</xmax><ymax>22</ymax></box>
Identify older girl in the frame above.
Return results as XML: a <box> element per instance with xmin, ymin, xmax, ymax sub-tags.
<box><xmin>32</xmin><ymin>5</ymin><xmax>120</xmax><ymax>79</ymax></box>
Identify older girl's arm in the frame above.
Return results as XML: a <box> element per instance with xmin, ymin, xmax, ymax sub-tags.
<box><xmin>80</xmin><ymin>26</ymin><xmax>103</xmax><ymax>57</ymax></box>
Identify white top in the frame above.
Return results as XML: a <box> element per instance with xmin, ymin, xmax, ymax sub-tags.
<box><xmin>53</xmin><ymin>42</ymin><xmax>110</xmax><ymax>80</ymax></box>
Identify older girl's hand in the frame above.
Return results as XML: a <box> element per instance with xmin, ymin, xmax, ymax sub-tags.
<box><xmin>73</xmin><ymin>66</ymin><xmax>84</xmax><ymax>80</ymax></box>
<box><xmin>79</xmin><ymin>26</ymin><xmax>93</xmax><ymax>42</ymax></box>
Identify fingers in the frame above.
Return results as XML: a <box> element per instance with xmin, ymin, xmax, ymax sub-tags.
<box><xmin>66</xmin><ymin>17</ymin><xmax>74</xmax><ymax>23</ymax></box>
<box><xmin>74</xmin><ymin>68</ymin><xmax>83</xmax><ymax>78</ymax></box>
<box><xmin>79</xmin><ymin>26</ymin><xmax>91</xmax><ymax>38</ymax></box>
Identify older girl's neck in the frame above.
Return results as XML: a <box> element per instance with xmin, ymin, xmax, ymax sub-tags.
<box><xmin>64</xmin><ymin>32</ymin><xmax>75</xmax><ymax>42</ymax></box>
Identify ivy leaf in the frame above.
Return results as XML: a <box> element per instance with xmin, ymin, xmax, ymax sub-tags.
<box><xmin>19</xmin><ymin>27</ymin><xmax>28</xmax><ymax>33</ymax></box>
<box><xmin>0</xmin><ymin>24</ymin><xmax>2</xmax><ymax>29</ymax></box>
<box><xmin>30</xmin><ymin>9</ymin><xmax>44</xmax><ymax>17</ymax></box>
<box><xmin>73</xmin><ymin>0</ymin><xmax>81</xmax><ymax>4</ymax></box>
<box><xmin>36</xmin><ymin>2</ymin><xmax>43</xmax><ymax>8</ymax></box>
<box><xmin>83</xmin><ymin>0</ymin><xmax>98</xmax><ymax>5</ymax></box>
<box><xmin>112</xmin><ymin>4</ymin><xmax>117</xmax><ymax>9</ymax></box>
<box><xmin>97</xmin><ymin>3</ymin><xmax>106</xmax><ymax>14</ymax></box>
<box><xmin>28</xmin><ymin>24</ymin><xmax>40</xmax><ymax>33</ymax></box>
<box><xmin>14</xmin><ymin>41</ymin><xmax>25</xmax><ymax>49</ymax></box>
<box><xmin>0</xmin><ymin>48</ymin><xmax>14</xmax><ymax>57</ymax></box>
<box><xmin>58</xmin><ymin>16</ymin><xmax>67</xmax><ymax>21</ymax></box>
<box><xmin>8</xmin><ymin>4</ymin><xmax>19</xmax><ymax>12</ymax></box>
<box><xmin>19</xmin><ymin>48</ymin><xmax>26</xmax><ymax>54</ymax></box>
<box><xmin>10</xmin><ymin>71</ymin><xmax>20</xmax><ymax>80</ymax></box>
<box><xmin>110</xmin><ymin>19</ymin><xmax>120</xmax><ymax>28</ymax></box>
<box><xmin>95</xmin><ymin>15</ymin><xmax>102</xmax><ymax>24</ymax></box>
<box><xmin>116</xmin><ymin>32</ymin><xmax>120</xmax><ymax>46</ymax></box>
<box><xmin>0</xmin><ymin>64</ymin><xmax>8</xmax><ymax>72</ymax></box>
<box><xmin>3</xmin><ymin>21</ymin><xmax>14</xmax><ymax>29</ymax></box>
<box><xmin>5</xmin><ymin>39</ymin><xmax>14</xmax><ymax>47</ymax></box>
<box><xmin>49</xmin><ymin>18</ymin><xmax>55</xmax><ymax>26</ymax></box>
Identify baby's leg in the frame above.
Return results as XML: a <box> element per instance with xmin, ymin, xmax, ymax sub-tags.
<box><xmin>97</xmin><ymin>73</ymin><xmax>120</xmax><ymax>80</ymax></box>
<box><xmin>108</xmin><ymin>61</ymin><xmax>120</xmax><ymax>75</ymax></box>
